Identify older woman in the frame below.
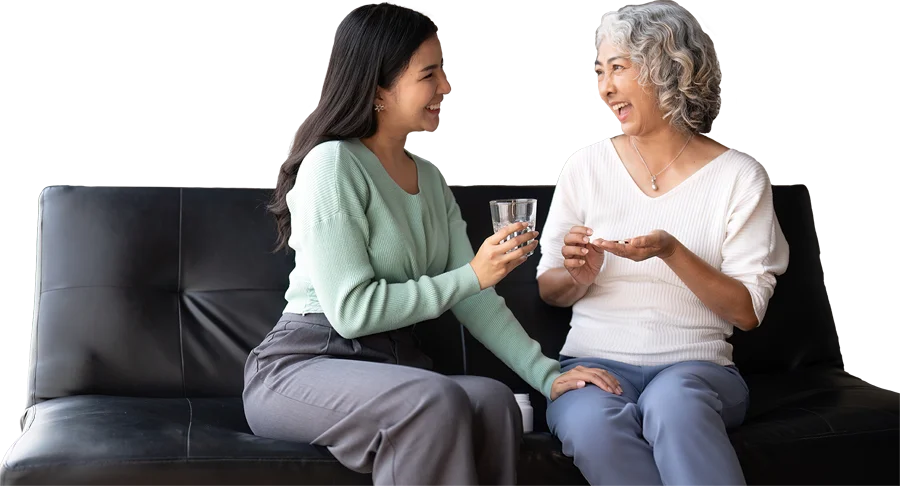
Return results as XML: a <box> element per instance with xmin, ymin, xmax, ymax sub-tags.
<box><xmin>536</xmin><ymin>1</ymin><xmax>789</xmax><ymax>484</ymax></box>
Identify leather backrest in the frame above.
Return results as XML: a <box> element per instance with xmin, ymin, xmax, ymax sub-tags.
<box><xmin>28</xmin><ymin>187</ymin><xmax>290</xmax><ymax>405</ymax></box>
<box><xmin>27</xmin><ymin>184</ymin><xmax>840</xmax><ymax>409</ymax></box>
<box><xmin>30</xmin><ymin>187</ymin><xmax>185</xmax><ymax>406</ymax></box>
<box><xmin>29</xmin><ymin>186</ymin><xmax>467</xmax><ymax>407</ymax></box>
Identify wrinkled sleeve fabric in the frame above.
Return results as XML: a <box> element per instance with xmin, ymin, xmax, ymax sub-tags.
<box><xmin>288</xmin><ymin>147</ymin><xmax>480</xmax><ymax>339</ymax></box>
<box><xmin>720</xmin><ymin>162</ymin><xmax>790</xmax><ymax>326</ymax></box>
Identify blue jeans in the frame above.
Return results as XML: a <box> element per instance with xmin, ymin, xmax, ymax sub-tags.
<box><xmin>546</xmin><ymin>356</ymin><xmax>749</xmax><ymax>485</ymax></box>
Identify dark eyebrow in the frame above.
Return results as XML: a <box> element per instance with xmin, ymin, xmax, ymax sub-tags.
<box><xmin>420</xmin><ymin>59</ymin><xmax>443</xmax><ymax>73</ymax></box>
<box><xmin>595</xmin><ymin>56</ymin><xmax>626</xmax><ymax>67</ymax></box>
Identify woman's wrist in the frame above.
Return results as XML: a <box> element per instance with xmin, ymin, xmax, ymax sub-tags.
<box><xmin>659</xmin><ymin>237</ymin><xmax>683</xmax><ymax>262</ymax></box>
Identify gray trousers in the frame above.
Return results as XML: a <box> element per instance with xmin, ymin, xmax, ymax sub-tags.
<box><xmin>243</xmin><ymin>313</ymin><xmax>523</xmax><ymax>485</ymax></box>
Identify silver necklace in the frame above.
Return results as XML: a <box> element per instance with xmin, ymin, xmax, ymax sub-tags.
<box><xmin>630</xmin><ymin>133</ymin><xmax>693</xmax><ymax>191</ymax></box>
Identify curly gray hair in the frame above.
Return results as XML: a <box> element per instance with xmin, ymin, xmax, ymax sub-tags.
<box><xmin>596</xmin><ymin>0</ymin><xmax>721</xmax><ymax>134</ymax></box>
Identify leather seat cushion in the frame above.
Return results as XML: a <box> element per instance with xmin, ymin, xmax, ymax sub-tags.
<box><xmin>3</xmin><ymin>367</ymin><xmax>896</xmax><ymax>485</ymax></box>
<box><xmin>1</xmin><ymin>396</ymin><xmax>366</xmax><ymax>485</ymax></box>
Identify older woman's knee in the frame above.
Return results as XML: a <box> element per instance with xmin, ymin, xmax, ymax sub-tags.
<box><xmin>549</xmin><ymin>389</ymin><xmax>639</xmax><ymax>448</ymax></box>
<box><xmin>639</xmin><ymin>373</ymin><xmax>722</xmax><ymax>428</ymax></box>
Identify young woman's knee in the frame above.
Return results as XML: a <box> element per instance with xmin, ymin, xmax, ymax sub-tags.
<box><xmin>412</xmin><ymin>376</ymin><xmax>473</xmax><ymax>424</ymax></box>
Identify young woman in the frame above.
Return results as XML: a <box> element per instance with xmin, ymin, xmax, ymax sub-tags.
<box><xmin>242</xmin><ymin>4</ymin><xmax>603</xmax><ymax>484</ymax></box>
<box><xmin>537</xmin><ymin>1</ymin><xmax>789</xmax><ymax>484</ymax></box>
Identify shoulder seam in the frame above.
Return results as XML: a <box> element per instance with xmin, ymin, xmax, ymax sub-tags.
<box><xmin>563</xmin><ymin>137</ymin><xmax>612</xmax><ymax>176</ymax></box>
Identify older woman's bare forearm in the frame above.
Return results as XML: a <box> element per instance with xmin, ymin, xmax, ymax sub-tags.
<box><xmin>538</xmin><ymin>268</ymin><xmax>592</xmax><ymax>308</ymax></box>
<box><xmin>661</xmin><ymin>242</ymin><xmax>758</xmax><ymax>331</ymax></box>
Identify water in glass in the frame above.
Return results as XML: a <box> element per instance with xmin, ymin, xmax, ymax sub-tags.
<box><xmin>489</xmin><ymin>198</ymin><xmax>537</xmax><ymax>257</ymax></box>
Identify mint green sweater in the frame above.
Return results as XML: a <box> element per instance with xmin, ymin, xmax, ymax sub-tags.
<box><xmin>283</xmin><ymin>138</ymin><xmax>561</xmax><ymax>397</ymax></box>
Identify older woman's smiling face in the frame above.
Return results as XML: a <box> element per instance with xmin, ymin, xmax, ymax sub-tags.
<box><xmin>595</xmin><ymin>39</ymin><xmax>666</xmax><ymax>137</ymax></box>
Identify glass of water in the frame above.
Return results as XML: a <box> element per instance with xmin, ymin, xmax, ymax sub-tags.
<box><xmin>489</xmin><ymin>198</ymin><xmax>537</xmax><ymax>256</ymax></box>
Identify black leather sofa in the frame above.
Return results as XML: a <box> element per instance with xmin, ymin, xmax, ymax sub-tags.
<box><xmin>2</xmin><ymin>184</ymin><xmax>897</xmax><ymax>485</ymax></box>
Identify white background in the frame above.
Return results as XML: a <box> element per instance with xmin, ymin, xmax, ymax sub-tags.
<box><xmin>0</xmin><ymin>0</ymin><xmax>900</xmax><ymax>368</ymax></box>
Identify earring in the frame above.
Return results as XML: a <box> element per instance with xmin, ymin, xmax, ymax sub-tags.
<box><xmin>374</xmin><ymin>104</ymin><xmax>385</xmax><ymax>112</ymax></box>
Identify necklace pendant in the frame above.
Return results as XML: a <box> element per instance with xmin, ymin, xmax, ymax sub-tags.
<box><xmin>651</xmin><ymin>176</ymin><xmax>659</xmax><ymax>191</ymax></box>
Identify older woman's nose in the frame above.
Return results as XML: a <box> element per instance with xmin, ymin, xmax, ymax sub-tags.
<box><xmin>600</xmin><ymin>74</ymin><xmax>616</xmax><ymax>98</ymax></box>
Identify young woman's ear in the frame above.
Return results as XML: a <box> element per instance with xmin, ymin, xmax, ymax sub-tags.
<box><xmin>373</xmin><ymin>89</ymin><xmax>386</xmax><ymax>112</ymax></box>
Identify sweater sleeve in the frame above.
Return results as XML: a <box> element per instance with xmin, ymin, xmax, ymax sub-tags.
<box><xmin>536</xmin><ymin>153</ymin><xmax>590</xmax><ymax>279</ymax></box>
<box><xmin>291</xmin><ymin>143</ymin><xmax>482</xmax><ymax>339</ymax></box>
<box><xmin>720</xmin><ymin>161</ymin><xmax>790</xmax><ymax>326</ymax></box>
<box><xmin>440</xmin><ymin>176</ymin><xmax>562</xmax><ymax>397</ymax></box>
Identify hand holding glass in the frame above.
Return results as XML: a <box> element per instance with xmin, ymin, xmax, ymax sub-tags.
<box><xmin>489</xmin><ymin>199</ymin><xmax>538</xmax><ymax>257</ymax></box>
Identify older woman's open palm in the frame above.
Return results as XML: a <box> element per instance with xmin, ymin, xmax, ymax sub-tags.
<box><xmin>600</xmin><ymin>229</ymin><xmax>677</xmax><ymax>262</ymax></box>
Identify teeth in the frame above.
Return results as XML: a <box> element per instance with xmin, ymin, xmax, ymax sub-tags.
<box><xmin>426</xmin><ymin>103</ymin><xmax>441</xmax><ymax>110</ymax></box>
<box><xmin>612</xmin><ymin>102</ymin><xmax>630</xmax><ymax>111</ymax></box>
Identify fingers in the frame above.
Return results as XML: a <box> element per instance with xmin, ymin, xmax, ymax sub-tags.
<box><xmin>564</xmin><ymin>232</ymin><xmax>591</xmax><ymax>246</ymax></box>
<box><xmin>489</xmin><ymin>221</ymin><xmax>530</xmax><ymax>244</ymax></box>
<box><xmin>568</xmin><ymin>226</ymin><xmax>593</xmax><ymax>237</ymax></box>
<box><xmin>562</xmin><ymin>233</ymin><xmax>603</xmax><ymax>269</ymax></box>
<box><xmin>551</xmin><ymin>366</ymin><xmax>624</xmax><ymax>400</ymax></box>
<box><xmin>588</xmin><ymin>370</ymin><xmax>622</xmax><ymax>394</ymax></box>
<box><xmin>583</xmin><ymin>366</ymin><xmax>618</xmax><ymax>387</ymax></box>
<box><xmin>564</xmin><ymin>257</ymin><xmax>587</xmax><ymax>269</ymax></box>
<box><xmin>561</xmin><ymin>244</ymin><xmax>588</xmax><ymax>259</ymax></box>
<box><xmin>552</xmin><ymin>379</ymin><xmax>585</xmax><ymax>400</ymax></box>
<box><xmin>561</xmin><ymin>240</ymin><xmax>588</xmax><ymax>270</ymax></box>
<box><xmin>599</xmin><ymin>237</ymin><xmax>659</xmax><ymax>262</ymax></box>
<box><xmin>501</xmin><ymin>239</ymin><xmax>539</xmax><ymax>263</ymax></box>
<box><xmin>630</xmin><ymin>235</ymin><xmax>654</xmax><ymax>248</ymax></box>
<box><xmin>555</xmin><ymin>374</ymin><xmax>619</xmax><ymax>396</ymax></box>
<box><xmin>499</xmin><ymin>230</ymin><xmax>539</xmax><ymax>254</ymax></box>
<box><xmin>570</xmin><ymin>366</ymin><xmax>622</xmax><ymax>394</ymax></box>
<box><xmin>599</xmin><ymin>240</ymin><xmax>628</xmax><ymax>257</ymax></box>
<box><xmin>506</xmin><ymin>254</ymin><xmax>529</xmax><ymax>271</ymax></box>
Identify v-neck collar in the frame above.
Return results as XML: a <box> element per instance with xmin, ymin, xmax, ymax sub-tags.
<box><xmin>350</xmin><ymin>138</ymin><xmax>421</xmax><ymax>197</ymax></box>
<box><xmin>607</xmin><ymin>137</ymin><xmax>732</xmax><ymax>201</ymax></box>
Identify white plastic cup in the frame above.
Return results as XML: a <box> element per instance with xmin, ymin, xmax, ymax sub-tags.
<box><xmin>514</xmin><ymin>393</ymin><xmax>534</xmax><ymax>433</ymax></box>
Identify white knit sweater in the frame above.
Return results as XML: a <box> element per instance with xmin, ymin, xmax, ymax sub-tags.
<box><xmin>536</xmin><ymin>138</ymin><xmax>789</xmax><ymax>366</ymax></box>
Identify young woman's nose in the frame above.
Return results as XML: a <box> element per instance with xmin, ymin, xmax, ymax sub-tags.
<box><xmin>438</xmin><ymin>69</ymin><xmax>451</xmax><ymax>95</ymax></box>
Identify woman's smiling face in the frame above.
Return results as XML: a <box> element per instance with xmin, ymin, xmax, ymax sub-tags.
<box><xmin>595</xmin><ymin>39</ymin><xmax>666</xmax><ymax>136</ymax></box>
<box><xmin>377</xmin><ymin>35</ymin><xmax>451</xmax><ymax>134</ymax></box>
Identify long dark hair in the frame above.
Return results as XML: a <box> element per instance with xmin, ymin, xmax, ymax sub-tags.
<box><xmin>270</xmin><ymin>3</ymin><xmax>438</xmax><ymax>251</ymax></box>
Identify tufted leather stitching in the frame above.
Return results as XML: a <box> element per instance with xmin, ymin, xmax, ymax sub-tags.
<box><xmin>29</xmin><ymin>190</ymin><xmax>45</xmax><ymax>409</ymax></box>
<box><xmin>177</xmin><ymin>188</ymin><xmax>186</xmax><ymax>398</ymax></box>
<box><xmin>793</xmin><ymin>407</ymin><xmax>836</xmax><ymax>433</ymax></box>
<box><xmin>459</xmin><ymin>324</ymin><xmax>467</xmax><ymax>375</ymax></box>
<box><xmin>185</xmin><ymin>397</ymin><xmax>193</xmax><ymax>459</ymax></box>
<box><xmin>4</xmin><ymin>456</ymin><xmax>349</xmax><ymax>471</ymax></box>
<box><xmin>172</xmin><ymin>190</ymin><xmax>203</xmax><ymax>462</ymax></box>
